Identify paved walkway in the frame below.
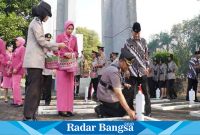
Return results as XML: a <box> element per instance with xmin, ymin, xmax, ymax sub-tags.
<box><xmin>0</xmin><ymin>97</ymin><xmax>200</xmax><ymax>121</ymax></box>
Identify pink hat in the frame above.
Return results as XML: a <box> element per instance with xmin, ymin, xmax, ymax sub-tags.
<box><xmin>16</xmin><ymin>37</ymin><xmax>25</xmax><ymax>46</ymax></box>
<box><xmin>64</xmin><ymin>20</ymin><xmax>74</xmax><ymax>30</ymax></box>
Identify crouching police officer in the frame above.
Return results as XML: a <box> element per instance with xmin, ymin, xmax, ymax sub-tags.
<box><xmin>94</xmin><ymin>48</ymin><xmax>136</xmax><ymax>119</ymax></box>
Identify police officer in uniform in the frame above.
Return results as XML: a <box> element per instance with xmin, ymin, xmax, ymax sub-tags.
<box><xmin>186</xmin><ymin>51</ymin><xmax>200</xmax><ymax>102</ymax></box>
<box><xmin>167</xmin><ymin>54</ymin><xmax>178</xmax><ymax>99</ymax></box>
<box><xmin>93</xmin><ymin>46</ymin><xmax>106</xmax><ymax>99</ymax></box>
<box><xmin>147</xmin><ymin>54</ymin><xmax>155</xmax><ymax>98</ymax></box>
<box><xmin>41</xmin><ymin>33</ymin><xmax>54</xmax><ymax>105</ymax></box>
<box><xmin>96</xmin><ymin>46</ymin><xmax>107</xmax><ymax>80</ymax></box>
<box><xmin>89</xmin><ymin>50</ymin><xmax>99</xmax><ymax>99</ymax></box>
<box><xmin>111</xmin><ymin>52</ymin><xmax>119</xmax><ymax>62</ymax></box>
<box><xmin>95</xmin><ymin>48</ymin><xmax>135</xmax><ymax>119</ymax></box>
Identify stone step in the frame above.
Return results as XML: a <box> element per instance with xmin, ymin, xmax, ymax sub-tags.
<box><xmin>38</xmin><ymin>104</ymin><xmax>96</xmax><ymax>110</ymax></box>
<box><xmin>38</xmin><ymin>108</ymin><xmax>159</xmax><ymax>121</ymax></box>
<box><xmin>39</xmin><ymin>100</ymin><xmax>97</xmax><ymax>106</ymax></box>
<box><xmin>190</xmin><ymin>111</ymin><xmax>200</xmax><ymax>117</ymax></box>
<box><xmin>38</xmin><ymin>108</ymin><xmax>95</xmax><ymax>115</ymax></box>
<box><xmin>150</xmin><ymin>98</ymin><xmax>170</xmax><ymax>103</ymax></box>
<box><xmin>151</xmin><ymin>101</ymin><xmax>200</xmax><ymax>110</ymax></box>
<box><xmin>133</xmin><ymin>98</ymin><xmax>170</xmax><ymax>104</ymax></box>
<box><xmin>0</xmin><ymin>95</ymin><xmax>57</xmax><ymax>100</ymax></box>
<box><xmin>76</xmin><ymin>116</ymin><xmax>160</xmax><ymax>121</ymax></box>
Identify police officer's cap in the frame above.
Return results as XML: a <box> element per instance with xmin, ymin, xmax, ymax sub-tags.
<box><xmin>97</xmin><ymin>46</ymin><xmax>104</xmax><ymax>51</ymax></box>
<box><xmin>92</xmin><ymin>50</ymin><xmax>98</xmax><ymax>54</ymax></box>
<box><xmin>119</xmin><ymin>48</ymin><xmax>135</xmax><ymax>66</ymax></box>
<box><xmin>45</xmin><ymin>33</ymin><xmax>52</xmax><ymax>38</ymax></box>
<box><xmin>132</xmin><ymin>22</ymin><xmax>141</xmax><ymax>33</ymax></box>
<box><xmin>112</xmin><ymin>52</ymin><xmax>119</xmax><ymax>56</ymax></box>
<box><xmin>168</xmin><ymin>54</ymin><xmax>174</xmax><ymax>59</ymax></box>
<box><xmin>97</xmin><ymin>46</ymin><xmax>104</xmax><ymax>49</ymax></box>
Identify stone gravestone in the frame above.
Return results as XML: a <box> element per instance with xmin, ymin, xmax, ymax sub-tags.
<box><xmin>79</xmin><ymin>78</ymin><xmax>91</xmax><ymax>98</ymax></box>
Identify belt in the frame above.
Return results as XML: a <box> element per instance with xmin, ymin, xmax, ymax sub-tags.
<box><xmin>99</xmin><ymin>80</ymin><xmax>113</xmax><ymax>91</ymax></box>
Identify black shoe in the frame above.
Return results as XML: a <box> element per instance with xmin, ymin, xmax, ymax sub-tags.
<box><xmin>15</xmin><ymin>104</ymin><xmax>23</xmax><ymax>107</ymax></box>
<box><xmin>94</xmin><ymin>106</ymin><xmax>105</xmax><ymax>118</ymax></box>
<box><xmin>10</xmin><ymin>103</ymin><xmax>17</xmax><ymax>106</ymax></box>
<box><xmin>32</xmin><ymin>116</ymin><xmax>37</xmax><ymax>121</ymax></box>
<box><xmin>22</xmin><ymin>117</ymin><xmax>32</xmax><ymax>121</ymax></box>
<box><xmin>67</xmin><ymin>112</ymin><xmax>75</xmax><ymax>117</ymax></box>
<box><xmin>4</xmin><ymin>100</ymin><xmax>8</xmax><ymax>103</ymax></box>
<box><xmin>22</xmin><ymin>116</ymin><xmax>37</xmax><ymax>121</ymax></box>
<box><xmin>169</xmin><ymin>96</ymin><xmax>175</xmax><ymax>100</ymax></box>
<box><xmin>145</xmin><ymin>113</ymin><xmax>152</xmax><ymax>117</ymax></box>
<box><xmin>92</xmin><ymin>93</ymin><xmax>97</xmax><ymax>101</ymax></box>
<box><xmin>58</xmin><ymin>111</ymin><xmax>71</xmax><ymax>117</ymax></box>
<box><xmin>45</xmin><ymin>102</ymin><xmax>50</xmax><ymax>106</ymax></box>
<box><xmin>195</xmin><ymin>99</ymin><xmax>199</xmax><ymax>102</ymax></box>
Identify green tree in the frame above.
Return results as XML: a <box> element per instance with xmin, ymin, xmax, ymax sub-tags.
<box><xmin>0</xmin><ymin>0</ymin><xmax>40</xmax><ymax>43</ymax></box>
<box><xmin>0</xmin><ymin>0</ymin><xmax>39</xmax><ymax>18</ymax></box>
<box><xmin>149</xmin><ymin>14</ymin><xmax>200</xmax><ymax>76</ymax></box>
<box><xmin>171</xmin><ymin>15</ymin><xmax>200</xmax><ymax>54</ymax></box>
<box><xmin>159</xmin><ymin>32</ymin><xmax>172</xmax><ymax>51</ymax></box>
<box><xmin>148</xmin><ymin>35</ymin><xmax>159</xmax><ymax>52</ymax></box>
<box><xmin>76</xmin><ymin>27</ymin><xmax>101</xmax><ymax>63</ymax></box>
<box><xmin>0</xmin><ymin>12</ymin><xmax>28</xmax><ymax>42</ymax></box>
<box><xmin>148</xmin><ymin>32</ymin><xmax>172</xmax><ymax>52</ymax></box>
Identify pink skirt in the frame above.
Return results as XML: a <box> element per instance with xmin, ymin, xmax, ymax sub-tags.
<box><xmin>2</xmin><ymin>76</ymin><xmax>12</xmax><ymax>89</ymax></box>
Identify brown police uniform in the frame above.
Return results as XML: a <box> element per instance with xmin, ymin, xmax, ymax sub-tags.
<box><xmin>96</xmin><ymin>62</ymin><xmax>127</xmax><ymax>117</ymax></box>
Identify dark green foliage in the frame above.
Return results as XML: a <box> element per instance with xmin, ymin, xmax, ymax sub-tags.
<box><xmin>0</xmin><ymin>0</ymin><xmax>40</xmax><ymax>43</ymax></box>
<box><xmin>76</xmin><ymin>27</ymin><xmax>101</xmax><ymax>65</ymax></box>
<box><xmin>148</xmin><ymin>14</ymin><xmax>200</xmax><ymax>76</ymax></box>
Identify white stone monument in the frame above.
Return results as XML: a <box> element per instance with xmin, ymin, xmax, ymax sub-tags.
<box><xmin>101</xmin><ymin>0</ymin><xmax>137</xmax><ymax>56</ymax></box>
<box><xmin>56</xmin><ymin>0</ymin><xmax>76</xmax><ymax>35</ymax></box>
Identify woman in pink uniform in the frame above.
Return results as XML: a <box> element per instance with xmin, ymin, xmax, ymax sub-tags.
<box><xmin>11</xmin><ymin>37</ymin><xmax>25</xmax><ymax>107</ymax></box>
<box><xmin>56</xmin><ymin>20</ymin><xmax>78</xmax><ymax>117</ymax></box>
<box><xmin>0</xmin><ymin>38</ymin><xmax>6</xmax><ymax>85</ymax></box>
<box><xmin>2</xmin><ymin>44</ymin><xmax>13</xmax><ymax>103</ymax></box>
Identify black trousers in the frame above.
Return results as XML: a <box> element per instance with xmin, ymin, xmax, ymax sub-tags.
<box><xmin>186</xmin><ymin>78</ymin><xmax>198</xmax><ymax>101</ymax></box>
<box><xmin>41</xmin><ymin>75</ymin><xmax>52</xmax><ymax>104</ymax></box>
<box><xmin>122</xmin><ymin>87</ymin><xmax>134</xmax><ymax>110</ymax></box>
<box><xmin>130</xmin><ymin>75</ymin><xmax>151</xmax><ymax>115</ymax></box>
<box><xmin>91</xmin><ymin>78</ymin><xmax>99</xmax><ymax>94</ymax></box>
<box><xmin>88</xmin><ymin>77</ymin><xmax>99</xmax><ymax>99</ymax></box>
<box><xmin>122</xmin><ymin>77</ymin><xmax>135</xmax><ymax>110</ymax></box>
<box><xmin>147</xmin><ymin>77</ymin><xmax>156</xmax><ymax>98</ymax></box>
<box><xmin>24</xmin><ymin>75</ymin><xmax>28</xmax><ymax>94</ymax></box>
<box><xmin>98</xmin><ymin>101</ymin><xmax>126</xmax><ymax>117</ymax></box>
<box><xmin>75</xmin><ymin>75</ymin><xmax>81</xmax><ymax>94</ymax></box>
<box><xmin>23</xmin><ymin>68</ymin><xmax>43</xmax><ymax>118</ymax></box>
<box><xmin>167</xmin><ymin>79</ymin><xmax>177</xmax><ymax>98</ymax></box>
